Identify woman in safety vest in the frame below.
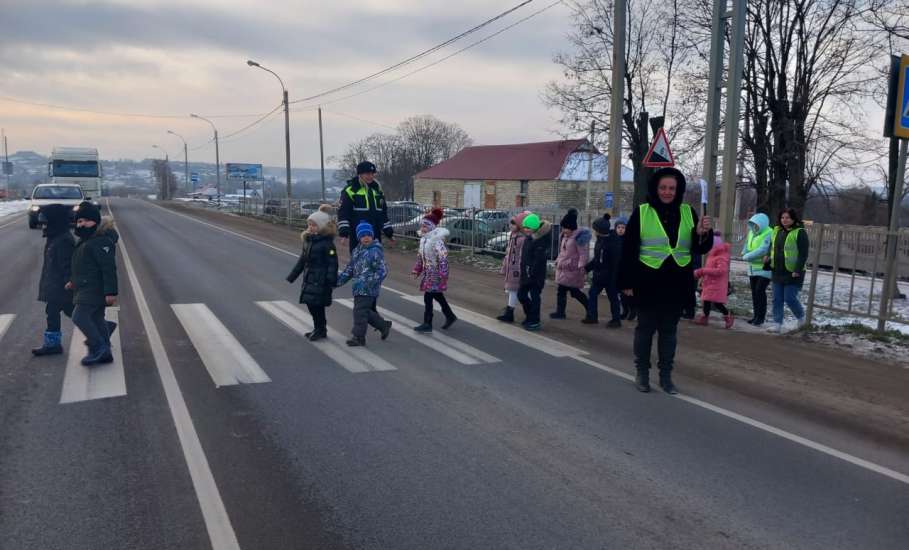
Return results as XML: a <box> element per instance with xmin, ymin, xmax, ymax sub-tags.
<box><xmin>741</xmin><ymin>213</ymin><xmax>773</xmax><ymax>326</ymax></box>
<box><xmin>765</xmin><ymin>208</ymin><xmax>809</xmax><ymax>334</ymax></box>
<box><xmin>619</xmin><ymin>167</ymin><xmax>714</xmax><ymax>395</ymax></box>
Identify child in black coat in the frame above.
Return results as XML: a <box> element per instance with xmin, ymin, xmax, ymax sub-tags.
<box><xmin>32</xmin><ymin>204</ymin><xmax>76</xmax><ymax>356</ymax></box>
<box><xmin>584</xmin><ymin>215</ymin><xmax>626</xmax><ymax>328</ymax></box>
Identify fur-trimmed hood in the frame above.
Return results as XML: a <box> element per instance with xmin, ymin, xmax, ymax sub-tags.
<box><xmin>530</xmin><ymin>220</ymin><xmax>552</xmax><ymax>240</ymax></box>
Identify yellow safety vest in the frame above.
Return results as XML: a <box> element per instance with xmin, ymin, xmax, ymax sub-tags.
<box><xmin>746</xmin><ymin>227</ymin><xmax>772</xmax><ymax>270</ymax></box>
<box><xmin>770</xmin><ymin>227</ymin><xmax>802</xmax><ymax>273</ymax></box>
<box><xmin>638</xmin><ymin>203</ymin><xmax>694</xmax><ymax>269</ymax></box>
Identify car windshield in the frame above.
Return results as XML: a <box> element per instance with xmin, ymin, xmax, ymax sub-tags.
<box><xmin>52</xmin><ymin>160</ymin><xmax>99</xmax><ymax>178</ymax></box>
<box><xmin>33</xmin><ymin>186</ymin><xmax>84</xmax><ymax>200</ymax></box>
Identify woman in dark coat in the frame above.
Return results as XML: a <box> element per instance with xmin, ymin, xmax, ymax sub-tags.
<box><xmin>287</xmin><ymin>206</ymin><xmax>339</xmax><ymax>341</ymax></box>
<box><xmin>32</xmin><ymin>204</ymin><xmax>76</xmax><ymax>356</ymax></box>
<box><xmin>766</xmin><ymin>208</ymin><xmax>810</xmax><ymax>334</ymax></box>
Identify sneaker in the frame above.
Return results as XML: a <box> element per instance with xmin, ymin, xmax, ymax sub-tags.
<box><xmin>413</xmin><ymin>323</ymin><xmax>433</xmax><ymax>333</ymax></box>
<box><xmin>796</xmin><ymin>317</ymin><xmax>807</xmax><ymax>329</ymax></box>
<box><xmin>346</xmin><ymin>338</ymin><xmax>365</xmax><ymax>347</ymax></box>
<box><xmin>524</xmin><ymin>322</ymin><xmax>542</xmax><ymax>332</ymax></box>
<box><xmin>380</xmin><ymin>321</ymin><xmax>393</xmax><ymax>340</ymax></box>
<box><xmin>549</xmin><ymin>312</ymin><xmax>566</xmax><ymax>320</ymax></box>
<box><xmin>581</xmin><ymin>317</ymin><xmax>599</xmax><ymax>325</ymax></box>
<box><xmin>659</xmin><ymin>373</ymin><xmax>679</xmax><ymax>395</ymax></box>
<box><xmin>606</xmin><ymin>319</ymin><xmax>621</xmax><ymax>329</ymax></box>
<box><xmin>767</xmin><ymin>323</ymin><xmax>783</xmax><ymax>334</ymax></box>
<box><xmin>442</xmin><ymin>316</ymin><xmax>457</xmax><ymax>330</ymax></box>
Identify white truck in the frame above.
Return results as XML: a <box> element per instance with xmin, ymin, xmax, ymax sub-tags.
<box><xmin>48</xmin><ymin>147</ymin><xmax>103</xmax><ymax>200</ymax></box>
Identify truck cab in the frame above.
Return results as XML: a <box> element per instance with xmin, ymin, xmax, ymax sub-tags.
<box><xmin>48</xmin><ymin>147</ymin><xmax>102</xmax><ymax>200</ymax></box>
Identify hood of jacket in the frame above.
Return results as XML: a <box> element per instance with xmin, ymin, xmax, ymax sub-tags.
<box><xmin>748</xmin><ymin>213</ymin><xmax>770</xmax><ymax>234</ymax></box>
<box><xmin>531</xmin><ymin>220</ymin><xmax>552</xmax><ymax>241</ymax></box>
<box><xmin>346</xmin><ymin>176</ymin><xmax>381</xmax><ymax>193</ymax></box>
<box><xmin>573</xmin><ymin>228</ymin><xmax>592</xmax><ymax>247</ymax></box>
<box><xmin>646</xmin><ymin>167</ymin><xmax>687</xmax><ymax>211</ymax></box>
<box><xmin>93</xmin><ymin>219</ymin><xmax>119</xmax><ymax>244</ymax></box>
<box><xmin>422</xmin><ymin>227</ymin><xmax>450</xmax><ymax>243</ymax></box>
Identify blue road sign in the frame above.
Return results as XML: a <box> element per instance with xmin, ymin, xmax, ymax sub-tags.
<box><xmin>604</xmin><ymin>192</ymin><xmax>614</xmax><ymax>209</ymax></box>
<box><xmin>190</xmin><ymin>172</ymin><xmax>199</xmax><ymax>183</ymax></box>
<box><xmin>895</xmin><ymin>55</ymin><xmax>909</xmax><ymax>139</ymax></box>
<box><xmin>226</xmin><ymin>163</ymin><xmax>263</xmax><ymax>181</ymax></box>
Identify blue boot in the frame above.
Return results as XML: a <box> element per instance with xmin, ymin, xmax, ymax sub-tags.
<box><xmin>32</xmin><ymin>331</ymin><xmax>64</xmax><ymax>356</ymax></box>
<box><xmin>81</xmin><ymin>343</ymin><xmax>113</xmax><ymax>367</ymax></box>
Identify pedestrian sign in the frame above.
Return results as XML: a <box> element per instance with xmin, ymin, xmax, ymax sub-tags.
<box><xmin>190</xmin><ymin>172</ymin><xmax>199</xmax><ymax>183</ymax></box>
<box><xmin>604</xmin><ymin>192</ymin><xmax>614</xmax><ymax>209</ymax></box>
<box><xmin>643</xmin><ymin>127</ymin><xmax>675</xmax><ymax>168</ymax></box>
<box><xmin>895</xmin><ymin>54</ymin><xmax>909</xmax><ymax>139</ymax></box>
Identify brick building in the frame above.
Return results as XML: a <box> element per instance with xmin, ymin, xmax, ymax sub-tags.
<box><xmin>413</xmin><ymin>139</ymin><xmax>634</xmax><ymax>210</ymax></box>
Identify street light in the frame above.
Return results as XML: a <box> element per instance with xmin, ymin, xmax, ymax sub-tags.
<box><xmin>248</xmin><ymin>59</ymin><xmax>292</xmax><ymax>225</ymax></box>
<box><xmin>167</xmin><ymin>130</ymin><xmax>190</xmax><ymax>194</ymax></box>
<box><xmin>151</xmin><ymin>145</ymin><xmax>169</xmax><ymax>200</ymax></box>
<box><xmin>190</xmin><ymin>113</ymin><xmax>220</xmax><ymax>205</ymax></box>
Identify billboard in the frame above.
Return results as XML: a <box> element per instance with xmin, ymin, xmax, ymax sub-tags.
<box><xmin>225</xmin><ymin>163</ymin><xmax>263</xmax><ymax>180</ymax></box>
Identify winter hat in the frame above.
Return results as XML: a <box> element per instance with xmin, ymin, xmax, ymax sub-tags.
<box><xmin>560</xmin><ymin>208</ymin><xmax>579</xmax><ymax>231</ymax></box>
<box><xmin>421</xmin><ymin>207</ymin><xmax>444</xmax><ymax>230</ymax></box>
<box><xmin>75</xmin><ymin>201</ymin><xmax>101</xmax><ymax>225</ymax></box>
<box><xmin>307</xmin><ymin>210</ymin><xmax>331</xmax><ymax>231</ymax></box>
<box><xmin>522</xmin><ymin>213</ymin><xmax>542</xmax><ymax>231</ymax></box>
<box><xmin>592</xmin><ymin>215</ymin><xmax>611</xmax><ymax>235</ymax></box>
<box><xmin>318</xmin><ymin>203</ymin><xmax>334</xmax><ymax>215</ymax></box>
<box><xmin>512</xmin><ymin>211</ymin><xmax>530</xmax><ymax>229</ymax></box>
<box><xmin>356</xmin><ymin>221</ymin><xmax>374</xmax><ymax>240</ymax></box>
<box><xmin>614</xmin><ymin>216</ymin><xmax>628</xmax><ymax>228</ymax></box>
<box><xmin>356</xmin><ymin>161</ymin><xmax>377</xmax><ymax>175</ymax></box>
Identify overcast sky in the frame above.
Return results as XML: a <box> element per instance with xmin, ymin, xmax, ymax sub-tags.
<box><xmin>0</xmin><ymin>0</ymin><xmax>575</xmax><ymax>168</ymax></box>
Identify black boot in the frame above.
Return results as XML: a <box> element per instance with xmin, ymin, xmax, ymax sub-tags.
<box><xmin>626</xmin><ymin>308</ymin><xmax>637</xmax><ymax>321</ymax></box>
<box><xmin>380</xmin><ymin>320</ymin><xmax>393</xmax><ymax>340</ymax></box>
<box><xmin>414</xmin><ymin>323</ymin><xmax>432</xmax><ymax>333</ymax></box>
<box><xmin>308</xmin><ymin>329</ymin><xmax>327</xmax><ymax>342</ymax></box>
<box><xmin>496</xmin><ymin>307</ymin><xmax>515</xmax><ymax>323</ymax></box>
<box><xmin>659</xmin><ymin>371</ymin><xmax>679</xmax><ymax>395</ymax></box>
<box><xmin>442</xmin><ymin>315</ymin><xmax>457</xmax><ymax>330</ymax></box>
<box><xmin>635</xmin><ymin>369</ymin><xmax>651</xmax><ymax>393</ymax></box>
<box><xmin>32</xmin><ymin>331</ymin><xmax>64</xmax><ymax>356</ymax></box>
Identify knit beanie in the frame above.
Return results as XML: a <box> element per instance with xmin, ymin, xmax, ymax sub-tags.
<box><xmin>512</xmin><ymin>211</ymin><xmax>530</xmax><ymax>230</ymax></box>
<box><xmin>421</xmin><ymin>207</ymin><xmax>444</xmax><ymax>230</ymax></box>
<box><xmin>356</xmin><ymin>221</ymin><xmax>374</xmax><ymax>240</ymax></box>
<box><xmin>592</xmin><ymin>215</ymin><xmax>611</xmax><ymax>235</ymax></box>
<box><xmin>75</xmin><ymin>201</ymin><xmax>101</xmax><ymax>225</ymax></box>
<box><xmin>307</xmin><ymin>210</ymin><xmax>331</xmax><ymax>231</ymax></box>
<box><xmin>522</xmin><ymin>213</ymin><xmax>542</xmax><ymax>231</ymax></box>
<box><xmin>614</xmin><ymin>216</ymin><xmax>628</xmax><ymax>228</ymax></box>
<box><xmin>560</xmin><ymin>208</ymin><xmax>578</xmax><ymax>231</ymax></box>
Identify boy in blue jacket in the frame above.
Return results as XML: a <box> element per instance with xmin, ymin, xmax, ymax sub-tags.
<box><xmin>337</xmin><ymin>221</ymin><xmax>393</xmax><ymax>346</ymax></box>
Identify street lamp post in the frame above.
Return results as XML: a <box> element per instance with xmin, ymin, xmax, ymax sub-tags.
<box><xmin>167</xmin><ymin>130</ymin><xmax>190</xmax><ymax>194</ymax></box>
<box><xmin>190</xmin><ymin>113</ymin><xmax>221</xmax><ymax>205</ymax></box>
<box><xmin>151</xmin><ymin>145</ymin><xmax>169</xmax><ymax>200</ymax></box>
<box><xmin>248</xmin><ymin>59</ymin><xmax>293</xmax><ymax>225</ymax></box>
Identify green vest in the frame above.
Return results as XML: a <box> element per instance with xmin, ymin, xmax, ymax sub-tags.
<box><xmin>746</xmin><ymin>227</ymin><xmax>773</xmax><ymax>270</ymax></box>
<box><xmin>638</xmin><ymin>203</ymin><xmax>694</xmax><ymax>269</ymax></box>
<box><xmin>345</xmin><ymin>182</ymin><xmax>382</xmax><ymax>211</ymax></box>
<box><xmin>770</xmin><ymin>227</ymin><xmax>802</xmax><ymax>273</ymax></box>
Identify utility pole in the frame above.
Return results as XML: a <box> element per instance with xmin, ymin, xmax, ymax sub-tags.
<box><xmin>191</xmin><ymin>114</ymin><xmax>221</xmax><ymax>206</ymax></box>
<box><xmin>585</xmin><ymin>120</ymin><xmax>595</xmax><ymax>223</ymax></box>
<box><xmin>319</xmin><ymin>107</ymin><xmax>326</xmax><ymax>203</ymax></box>
<box><xmin>607</xmin><ymin>0</ymin><xmax>626</xmax><ymax>217</ymax></box>
<box><xmin>1</xmin><ymin>129</ymin><xmax>9</xmax><ymax>200</ymax></box>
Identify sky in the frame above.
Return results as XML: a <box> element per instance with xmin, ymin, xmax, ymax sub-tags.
<box><xmin>0</xmin><ymin>0</ymin><xmax>573</xmax><ymax>169</ymax></box>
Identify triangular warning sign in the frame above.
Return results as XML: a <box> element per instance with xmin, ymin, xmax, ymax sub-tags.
<box><xmin>643</xmin><ymin>127</ymin><xmax>675</xmax><ymax>168</ymax></box>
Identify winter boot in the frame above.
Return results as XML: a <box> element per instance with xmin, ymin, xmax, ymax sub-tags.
<box><xmin>346</xmin><ymin>337</ymin><xmax>365</xmax><ymax>347</ymax></box>
<box><xmin>581</xmin><ymin>317</ymin><xmax>598</xmax><ymax>325</ymax></box>
<box><xmin>634</xmin><ymin>369</ymin><xmax>651</xmax><ymax>393</ymax></box>
<box><xmin>32</xmin><ymin>331</ymin><xmax>64</xmax><ymax>356</ymax></box>
<box><xmin>724</xmin><ymin>314</ymin><xmax>735</xmax><ymax>329</ymax></box>
<box><xmin>606</xmin><ymin>319</ymin><xmax>621</xmax><ymax>329</ymax></box>
<box><xmin>549</xmin><ymin>311</ymin><xmax>567</xmax><ymax>320</ymax></box>
<box><xmin>442</xmin><ymin>315</ymin><xmax>457</xmax><ymax>330</ymax></box>
<box><xmin>626</xmin><ymin>308</ymin><xmax>637</xmax><ymax>322</ymax></box>
<box><xmin>496</xmin><ymin>307</ymin><xmax>515</xmax><ymax>323</ymax></box>
<box><xmin>307</xmin><ymin>329</ymin><xmax>327</xmax><ymax>342</ymax></box>
<box><xmin>379</xmin><ymin>320</ymin><xmax>393</xmax><ymax>340</ymax></box>
<box><xmin>524</xmin><ymin>321</ymin><xmax>542</xmax><ymax>332</ymax></box>
<box><xmin>414</xmin><ymin>323</ymin><xmax>433</xmax><ymax>333</ymax></box>
<box><xmin>81</xmin><ymin>344</ymin><xmax>113</xmax><ymax>367</ymax></box>
<box><xmin>693</xmin><ymin>314</ymin><xmax>709</xmax><ymax>326</ymax></box>
<box><xmin>658</xmin><ymin>371</ymin><xmax>678</xmax><ymax>395</ymax></box>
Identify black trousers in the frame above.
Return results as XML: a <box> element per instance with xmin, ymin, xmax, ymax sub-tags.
<box><xmin>72</xmin><ymin>304</ymin><xmax>109</xmax><ymax>349</ymax></box>
<box><xmin>423</xmin><ymin>292</ymin><xmax>454</xmax><ymax>324</ymax></box>
<box><xmin>703</xmin><ymin>301</ymin><xmax>729</xmax><ymax>316</ymax></box>
<box><xmin>352</xmin><ymin>296</ymin><xmax>386</xmax><ymax>339</ymax></box>
<box><xmin>517</xmin><ymin>283</ymin><xmax>543</xmax><ymax>324</ymax></box>
<box><xmin>633</xmin><ymin>306</ymin><xmax>680</xmax><ymax>373</ymax></box>
<box><xmin>749</xmin><ymin>276</ymin><xmax>770</xmax><ymax>322</ymax></box>
<box><xmin>307</xmin><ymin>304</ymin><xmax>327</xmax><ymax>334</ymax></box>
<box><xmin>555</xmin><ymin>285</ymin><xmax>589</xmax><ymax>315</ymax></box>
<box><xmin>45</xmin><ymin>301</ymin><xmax>74</xmax><ymax>333</ymax></box>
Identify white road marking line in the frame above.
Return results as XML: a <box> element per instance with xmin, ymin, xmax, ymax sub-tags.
<box><xmin>261</xmin><ymin>300</ymin><xmax>396</xmax><ymax>373</ymax></box>
<box><xmin>60</xmin><ymin>308</ymin><xmax>127</xmax><ymax>404</ymax></box>
<box><xmin>108</xmin><ymin>201</ymin><xmax>242</xmax><ymax>550</ymax></box>
<box><xmin>338</xmin><ymin>299</ymin><xmax>500</xmax><ymax>365</ymax></box>
<box><xmin>0</xmin><ymin>314</ymin><xmax>15</xmax><ymax>342</ymax></box>
<box><xmin>171</xmin><ymin>304</ymin><xmax>271</xmax><ymax>387</ymax></box>
<box><xmin>143</xmin><ymin>199</ymin><xmax>909</xmax><ymax>486</ymax></box>
<box><xmin>402</xmin><ymin>294</ymin><xmax>587</xmax><ymax>358</ymax></box>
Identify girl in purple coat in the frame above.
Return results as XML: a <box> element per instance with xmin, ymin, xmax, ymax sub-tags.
<box><xmin>550</xmin><ymin>208</ymin><xmax>592</xmax><ymax>319</ymax></box>
<box><xmin>694</xmin><ymin>234</ymin><xmax>734</xmax><ymax>329</ymax></box>
<box><xmin>497</xmin><ymin>211</ymin><xmax>529</xmax><ymax>323</ymax></box>
<box><xmin>412</xmin><ymin>208</ymin><xmax>457</xmax><ymax>333</ymax></box>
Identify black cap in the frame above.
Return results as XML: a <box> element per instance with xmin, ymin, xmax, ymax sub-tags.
<box><xmin>356</xmin><ymin>161</ymin><xmax>377</xmax><ymax>175</ymax></box>
<box><xmin>75</xmin><ymin>201</ymin><xmax>101</xmax><ymax>225</ymax></box>
<box><xmin>560</xmin><ymin>208</ymin><xmax>579</xmax><ymax>231</ymax></box>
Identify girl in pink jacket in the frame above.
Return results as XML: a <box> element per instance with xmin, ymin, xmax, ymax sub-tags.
<box><xmin>694</xmin><ymin>234</ymin><xmax>734</xmax><ymax>328</ymax></box>
<box><xmin>550</xmin><ymin>208</ymin><xmax>592</xmax><ymax>320</ymax></box>
<box><xmin>497</xmin><ymin>211</ymin><xmax>529</xmax><ymax>323</ymax></box>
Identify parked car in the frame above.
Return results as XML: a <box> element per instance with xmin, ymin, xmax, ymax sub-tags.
<box><xmin>475</xmin><ymin>210</ymin><xmax>511</xmax><ymax>232</ymax></box>
<box><xmin>387</xmin><ymin>203</ymin><xmax>424</xmax><ymax>225</ymax></box>
<box><xmin>391</xmin><ymin>214</ymin><xmax>424</xmax><ymax>237</ymax></box>
<box><xmin>263</xmin><ymin>199</ymin><xmax>286</xmax><ymax>216</ymax></box>
<box><xmin>485</xmin><ymin>232</ymin><xmax>511</xmax><ymax>253</ymax></box>
<box><xmin>443</xmin><ymin>217</ymin><xmax>499</xmax><ymax>248</ymax></box>
<box><xmin>28</xmin><ymin>183</ymin><xmax>85</xmax><ymax>229</ymax></box>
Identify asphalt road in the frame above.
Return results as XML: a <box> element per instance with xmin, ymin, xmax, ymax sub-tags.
<box><xmin>0</xmin><ymin>198</ymin><xmax>907</xmax><ymax>550</ymax></box>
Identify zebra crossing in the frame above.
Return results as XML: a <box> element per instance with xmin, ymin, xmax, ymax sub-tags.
<box><xmin>2</xmin><ymin>297</ymin><xmax>558</xmax><ymax>405</ymax></box>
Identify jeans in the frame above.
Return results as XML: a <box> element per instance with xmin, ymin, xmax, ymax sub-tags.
<box><xmin>352</xmin><ymin>296</ymin><xmax>386</xmax><ymax>339</ymax></box>
<box><xmin>423</xmin><ymin>292</ymin><xmax>454</xmax><ymax>324</ymax></box>
<box><xmin>307</xmin><ymin>304</ymin><xmax>327</xmax><ymax>334</ymax></box>
<box><xmin>772</xmin><ymin>282</ymin><xmax>804</xmax><ymax>324</ymax></box>
<box><xmin>588</xmin><ymin>283</ymin><xmax>621</xmax><ymax>321</ymax></box>
<box><xmin>633</xmin><ymin>306</ymin><xmax>680</xmax><ymax>373</ymax></box>
<box><xmin>749</xmin><ymin>276</ymin><xmax>770</xmax><ymax>322</ymax></box>
<box><xmin>517</xmin><ymin>283</ymin><xmax>543</xmax><ymax>324</ymax></box>
<box><xmin>72</xmin><ymin>304</ymin><xmax>109</xmax><ymax>349</ymax></box>
<box><xmin>555</xmin><ymin>285</ymin><xmax>589</xmax><ymax>315</ymax></box>
<box><xmin>45</xmin><ymin>301</ymin><xmax>74</xmax><ymax>333</ymax></box>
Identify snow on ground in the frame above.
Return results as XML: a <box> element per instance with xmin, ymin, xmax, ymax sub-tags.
<box><xmin>0</xmin><ymin>200</ymin><xmax>29</xmax><ymax>219</ymax></box>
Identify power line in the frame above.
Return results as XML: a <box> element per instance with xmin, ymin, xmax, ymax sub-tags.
<box><xmin>318</xmin><ymin>109</ymin><xmax>398</xmax><ymax>131</ymax></box>
<box><xmin>0</xmin><ymin>94</ymin><xmax>274</xmax><ymax>120</ymax></box>
<box><xmin>288</xmin><ymin>0</ymin><xmax>537</xmax><ymax>105</ymax></box>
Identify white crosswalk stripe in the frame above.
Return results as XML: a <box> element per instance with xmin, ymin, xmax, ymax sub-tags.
<box><xmin>256</xmin><ymin>300</ymin><xmax>397</xmax><ymax>373</ymax></box>
<box><xmin>0</xmin><ymin>314</ymin><xmax>14</xmax><ymax>343</ymax></box>
<box><xmin>337</xmin><ymin>299</ymin><xmax>500</xmax><ymax>365</ymax></box>
<box><xmin>171</xmin><ymin>303</ymin><xmax>271</xmax><ymax>387</ymax></box>
<box><xmin>60</xmin><ymin>308</ymin><xmax>127</xmax><ymax>404</ymax></box>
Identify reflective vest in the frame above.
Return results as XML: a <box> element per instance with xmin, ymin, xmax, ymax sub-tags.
<box><xmin>746</xmin><ymin>227</ymin><xmax>773</xmax><ymax>270</ymax></box>
<box><xmin>345</xmin><ymin>182</ymin><xmax>383</xmax><ymax>212</ymax></box>
<box><xmin>638</xmin><ymin>203</ymin><xmax>694</xmax><ymax>269</ymax></box>
<box><xmin>770</xmin><ymin>227</ymin><xmax>802</xmax><ymax>273</ymax></box>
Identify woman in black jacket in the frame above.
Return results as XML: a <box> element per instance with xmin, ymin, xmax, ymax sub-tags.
<box><xmin>767</xmin><ymin>208</ymin><xmax>810</xmax><ymax>334</ymax></box>
<box><xmin>619</xmin><ymin>168</ymin><xmax>714</xmax><ymax>394</ymax></box>
<box><xmin>287</xmin><ymin>206</ymin><xmax>339</xmax><ymax>341</ymax></box>
<box><xmin>32</xmin><ymin>204</ymin><xmax>76</xmax><ymax>356</ymax></box>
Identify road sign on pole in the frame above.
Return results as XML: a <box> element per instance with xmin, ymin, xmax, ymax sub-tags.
<box><xmin>892</xmin><ymin>54</ymin><xmax>909</xmax><ymax>139</ymax></box>
<box><xmin>603</xmin><ymin>192</ymin><xmax>614</xmax><ymax>209</ymax></box>
<box><xmin>643</xmin><ymin>127</ymin><xmax>675</xmax><ymax>168</ymax></box>
<box><xmin>191</xmin><ymin>172</ymin><xmax>199</xmax><ymax>183</ymax></box>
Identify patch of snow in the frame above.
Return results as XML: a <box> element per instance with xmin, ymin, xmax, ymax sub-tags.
<box><xmin>0</xmin><ymin>200</ymin><xmax>30</xmax><ymax>219</ymax></box>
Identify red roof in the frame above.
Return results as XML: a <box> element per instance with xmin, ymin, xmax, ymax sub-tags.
<box><xmin>415</xmin><ymin>139</ymin><xmax>590</xmax><ymax>181</ymax></box>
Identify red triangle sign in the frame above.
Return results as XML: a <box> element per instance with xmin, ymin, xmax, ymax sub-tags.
<box><xmin>643</xmin><ymin>127</ymin><xmax>675</xmax><ymax>168</ymax></box>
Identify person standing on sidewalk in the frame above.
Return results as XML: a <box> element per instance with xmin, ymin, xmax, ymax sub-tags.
<box><xmin>336</xmin><ymin>221</ymin><xmax>393</xmax><ymax>346</ymax></box>
<box><xmin>549</xmin><ymin>208</ymin><xmax>591</xmax><ymax>320</ymax></box>
<box><xmin>412</xmin><ymin>208</ymin><xmax>457</xmax><ymax>333</ymax></box>
<box><xmin>337</xmin><ymin>161</ymin><xmax>393</xmax><ymax>253</ymax></box>
<box><xmin>31</xmin><ymin>204</ymin><xmax>75</xmax><ymax>356</ymax></box>
<box><xmin>741</xmin><ymin>213</ymin><xmax>773</xmax><ymax>326</ymax></box>
<box><xmin>619</xmin><ymin>168</ymin><xmax>714</xmax><ymax>394</ymax></box>
<box><xmin>583</xmin><ymin>214</ymin><xmax>623</xmax><ymax>328</ymax></box>
<box><xmin>287</xmin><ymin>206</ymin><xmax>338</xmax><ymax>342</ymax></box>
<box><xmin>767</xmin><ymin>208</ymin><xmax>809</xmax><ymax>334</ymax></box>
<box><xmin>694</xmin><ymin>234</ymin><xmax>734</xmax><ymax>329</ymax></box>
<box><xmin>497</xmin><ymin>211</ymin><xmax>529</xmax><ymax>323</ymax></box>
<box><xmin>517</xmin><ymin>213</ymin><xmax>552</xmax><ymax>331</ymax></box>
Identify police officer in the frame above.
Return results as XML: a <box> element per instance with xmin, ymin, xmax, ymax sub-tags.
<box><xmin>619</xmin><ymin>167</ymin><xmax>714</xmax><ymax>394</ymax></box>
<box><xmin>337</xmin><ymin>161</ymin><xmax>393</xmax><ymax>253</ymax></box>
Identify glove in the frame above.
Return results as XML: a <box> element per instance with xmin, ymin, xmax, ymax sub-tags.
<box><xmin>286</xmin><ymin>274</ymin><xmax>295</xmax><ymax>283</ymax></box>
<box><xmin>383</xmin><ymin>227</ymin><xmax>394</xmax><ymax>240</ymax></box>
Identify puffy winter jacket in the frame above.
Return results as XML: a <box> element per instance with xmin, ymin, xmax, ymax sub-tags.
<box><xmin>741</xmin><ymin>213</ymin><xmax>772</xmax><ymax>279</ymax></box>
<box><xmin>695</xmin><ymin>241</ymin><xmax>731</xmax><ymax>304</ymax></box>
<box><xmin>337</xmin><ymin>241</ymin><xmax>387</xmax><ymax>297</ymax></box>
<box><xmin>413</xmin><ymin>228</ymin><xmax>450</xmax><ymax>293</ymax></box>
<box><xmin>501</xmin><ymin>231</ymin><xmax>526</xmax><ymax>291</ymax></box>
<box><xmin>287</xmin><ymin>229</ymin><xmax>339</xmax><ymax>308</ymax></box>
<box><xmin>555</xmin><ymin>228</ymin><xmax>592</xmax><ymax>288</ymax></box>
<box><xmin>520</xmin><ymin>221</ymin><xmax>553</xmax><ymax>287</ymax></box>
<box><xmin>586</xmin><ymin>232</ymin><xmax>622</xmax><ymax>289</ymax></box>
<box><xmin>70</xmin><ymin>220</ymin><xmax>119</xmax><ymax>306</ymax></box>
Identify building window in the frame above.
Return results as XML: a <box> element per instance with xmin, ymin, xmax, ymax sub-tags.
<box><xmin>520</xmin><ymin>180</ymin><xmax>529</xmax><ymax>195</ymax></box>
